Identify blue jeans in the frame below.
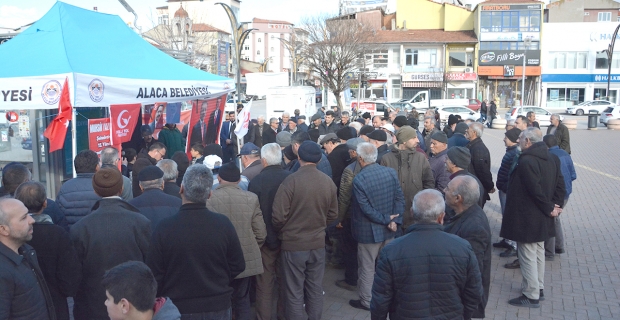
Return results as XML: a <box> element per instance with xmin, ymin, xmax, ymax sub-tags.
<box><xmin>181</xmin><ymin>308</ymin><xmax>231</xmax><ymax>320</ymax></box>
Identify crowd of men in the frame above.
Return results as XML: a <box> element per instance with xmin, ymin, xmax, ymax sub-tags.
<box><xmin>0</xmin><ymin>103</ymin><xmax>576</xmax><ymax>320</ymax></box>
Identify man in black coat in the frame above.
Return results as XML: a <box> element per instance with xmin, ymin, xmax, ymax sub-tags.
<box><xmin>371</xmin><ymin>189</ymin><xmax>482</xmax><ymax>320</ymax></box>
<box><xmin>500</xmin><ymin>128</ymin><xmax>565</xmax><ymax>308</ymax></box>
<box><xmin>129</xmin><ymin>166</ymin><xmax>182</xmax><ymax>231</ymax></box>
<box><xmin>444</xmin><ymin>176</ymin><xmax>492</xmax><ymax>319</ymax></box>
<box><xmin>56</xmin><ymin>150</ymin><xmax>101</xmax><ymax>227</ymax></box>
<box><xmin>465</xmin><ymin>122</ymin><xmax>495</xmax><ymax>207</ymax></box>
<box><xmin>147</xmin><ymin>164</ymin><xmax>245</xmax><ymax>318</ymax></box>
<box><xmin>0</xmin><ymin>198</ymin><xmax>57</xmax><ymax>320</ymax></box>
<box><xmin>448</xmin><ymin>122</ymin><xmax>470</xmax><ymax>148</ymax></box>
<box><xmin>247</xmin><ymin>143</ymin><xmax>292</xmax><ymax>320</ymax></box>
<box><xmin>250</xmin><ymin>116</ymin><xmax>271</xmax><ymax>148</ymax></box>
<box><xmin>17</xmin><ymin>181</ymin><xmax>81</xmax><ymax>320</ymax></box>
<box><xmin>133</xmin><ymin>143</ymin><xmax>167</xmax><ymax>198</ymax></box>
<box><xmin>70</xmin><ymin>168</ymin><xmax>151</xmax><ymax>320</ymax></box>
<box><xmin>444</xmin><ymin>147</ymin><xmax>486</xmax><ymax>222</ymax></box>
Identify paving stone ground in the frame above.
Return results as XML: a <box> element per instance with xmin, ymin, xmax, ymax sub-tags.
<box><xmin>319</xmin><ymin>126</ymin><xmax>620</xmax><ymax>320</ymax></box>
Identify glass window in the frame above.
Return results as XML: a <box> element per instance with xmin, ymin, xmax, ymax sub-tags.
<box><xmin>596</xmin><ymin>51</ymin><xmax>608</xmax><ymax>69</ymax></box>
<box><xmin>598</xmin><ymin>12</ymin><xmax>612</xmax><ymax>22</ymax></box>
<box><xmin>405</xmin><ymin>49</ymin><xmax>412</xmax><ymax>66</ymax></box>
<box><xmin>577</xmin><ymin>52</ymin><xmax>587</xmax><ymax>68</ymax></box>
<box><xmin>480</xmin><ymin>12</ymin><xmax>491</xmax><ymax>32</ymax></box>
<box><xmin>392</xmin><ymin>49</ymin><xmax>400</xmax><ymax>65</ymax></box>
<box><xmin>449</xmin><ymin>52</ymin><xmax>473</xmax><ymax>67</ymax></box>
<box><xmin>257</xmin><ymin>50</ymin><xmax>261</xmax><ymax>55</ymax></box>
<box><xmin>613</xmin><ymin>53</ymin><xmax>620</xmax><ymax>69</ymax></box>
<box><xmin>258</xmin><ymin>38</ymin><xmax>261</xmax><ymax>43</ymax></box>
<box><xmin>556</xmin><ymin>53</ymin><xmax>566</xmax><ymax>69</ymax></box>
<box><xmin>413</xmin><ymin>50</ymin><xmax>419</xmax><ymax>65</ymax></box>
<box><xmin>491</xmin><ymin>12</ymin><xmax>502</xmax><ymax>32</ymax></box>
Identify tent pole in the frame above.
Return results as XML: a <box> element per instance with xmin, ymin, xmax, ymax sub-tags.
<box><xmin>71</xmin><ymin>107</ymin><xmax>77</xmax><ymax>178</ymax></box>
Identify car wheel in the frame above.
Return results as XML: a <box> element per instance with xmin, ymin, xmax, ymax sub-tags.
<box><xmin>576</xmin><ymin>109</ymin><xmax>584</xmax><ymax>116</ymax></box>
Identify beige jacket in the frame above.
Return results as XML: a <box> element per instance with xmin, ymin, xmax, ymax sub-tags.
<box><xmin>207</xmin><ymin>184</ymin><xmax>266</xmax><ymax>278</ymax></box>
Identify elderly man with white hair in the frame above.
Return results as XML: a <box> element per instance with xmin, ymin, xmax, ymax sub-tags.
<box><xmin>465</xmin><ymin>122</ymin><xmax>495</xmax><ymax>208</ymax></box>
<box><xmin>444</xmin><ymin>175</ymin><xmax>492</xmax><ymax>318</ymax></box>
<box><xmin>371</xmin><ymin>189</ymin><xmax>483</xmax><ymax>319</ymax></box>
<box><xmin>279</xmin><ymin>112</ymin><xmax>290</xmax><ymax>132</ymax></box>
<box><xmin>251</xmin><ymin>115</ymin><xmax>272</xmax><ymax>148</ymax></box>
<box><xmin>157</xmin><ymin>159</ymin><xmax>180</xmax><ymax>198</ymax></box>
<box><xmin>546</xmin><ymin>113</ymin><xmax>571</xmax><ymax>154</ymax></box>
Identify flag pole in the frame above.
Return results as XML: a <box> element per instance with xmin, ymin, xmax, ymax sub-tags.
<box><xmin>71</xmin><ymin>74</ymin><xmax>77</xmax><ymax>178</ymax></box>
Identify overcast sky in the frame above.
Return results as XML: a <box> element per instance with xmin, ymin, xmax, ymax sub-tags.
<box><xmin>0</xmin><ymin>0</ymin><xmax>339</xmax><ymax>31</ymax></box>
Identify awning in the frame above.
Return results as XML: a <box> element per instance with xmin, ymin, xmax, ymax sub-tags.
<box><xmin>402</xmin><ymin>81</ymin><xmax>443</xmax><ymax>88</ymax></box>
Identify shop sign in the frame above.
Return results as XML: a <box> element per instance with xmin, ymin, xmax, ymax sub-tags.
<box><xmin>590</xmin><ymin>32</ymin><xmax>620</xmax><ymax>42</ymax></box>
<box><xmin>402</xmin><ymin>73</ymin><xmax>443</xmax><ymax>82</ymax></box>
<box><xmin>481</xmin><ymin>4</ymin><xmax>541</xmax><ymax>10</ymax></box>
<box><xmin>479</xmin><ymin>50</ymin><xmax>540</xmax><ymax>66</ymax></box>
<box><xmin>445</xmin><ymin>72</ymin><xmax>477</xmax><ymax>81</ymax></box>
<box><xmin>503</xmin><ymin>65</ymin><xmax>515</xmax><ymax>77</ymax></box>
<box><xmin>542</xmin><ymin>74</ymin><xmax>620</xmax><ymax>83</ymax></box>
<box><xmin>479</xmin><ymin>32</ymin><xmax>540</xmax><ymax>42</ymax></box>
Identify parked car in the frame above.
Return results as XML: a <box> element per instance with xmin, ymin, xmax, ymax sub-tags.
<box><xmin>566</xmin><ymin>100</ymin><xmax>614</xmax><ymax>116</ymax></box>
<box><xmin>467</xmin><ymin>98</ymin><xmax>482</xmax><ymax>111</ymax></box>
<box><xmin>436</xmin><ymin>105</ymin><xmax>479</xmax><ymax>123</ymax></box>
<box><xmin>599</xmin><ymin>106</ymin><xmax>620</xmax><ymax>126</ymax></box>
<box><xmin>505</xmin><ymin>106</ymin><xmax>563</xmax><ymax>127</ymax></box>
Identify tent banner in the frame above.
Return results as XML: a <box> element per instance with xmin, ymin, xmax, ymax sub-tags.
<box><xmin>110</xmin><ymin>103</ymin><xmax>141</xmax><ymax>145</ymax></box>
<box><xmin>185</xmin><ymin>94</ymin><xmax>227</xmax><ymax>159</ymax></box>
<box><xmin>74</xmin><ymin>73</ymin><xmax>234</xmax><ymax>107</ymax></box>
<box><xmin>0</xmin><ymin>74</ymin><xmax>73</xmax><ymax>110</ymax></box>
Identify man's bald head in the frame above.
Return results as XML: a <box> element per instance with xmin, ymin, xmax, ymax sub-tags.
<box><xmin>0</xmin><ymin>198</ymin><xmax>33</xmax><ymax>252</ymax></box>
<box><xmin>447</xmin><ymin>175</ymin><xmax>480</xmax><ymax>209</ymax></box>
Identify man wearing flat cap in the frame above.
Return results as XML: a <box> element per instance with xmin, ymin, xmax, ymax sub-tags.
<box><xmin>273</xmin><ymin>141</ymin><xmax>338</xmax><ymax>320</ymax></box>
<box><xmin>428</xmin><ymin>131</ymin><xmax>451</xmax><ymax>194</ymax></box>
<box><xmin>366</xmin><ymin>130</ymin><xmax>389</xmax><ymax>164</ymax></box>
<box><xmin>238</xmin><ymin>142</ymin><xmax>262</xmax><ymax>181</ymax></box>
<box><xmin>380</xmin><ymin>126</ymin><xmax>434</xmax><ymax>230</ymax></box>
<box><xmin>70</xmin><ymin>168</ymin><xmax>151</xmax><ymax>320</ymax></box>
<box><xmin>129</xmin><ymin>166</ymin><xmax>182</xmax><ymax>231</ymax></box>
<box><xmin>208</xmin><ymin>162</ymin><xmax>266</xmax><ymax>320</ymax></box>
<box><xmin>297</xmin><ymin>115</ymin><xmax>308</xmax><ymax>132</ymax></box>
<box><xmin>309</xmin><ymin>113</ymin><xmax>322</xmax><ymax>130</ymax></box>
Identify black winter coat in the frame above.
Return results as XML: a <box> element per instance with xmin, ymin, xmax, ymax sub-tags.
<box><xmin>29</xmin><ymin>220</ymin><xmax>81</xmax><ymax>320</ymax></box>
<box><xmin>129</xmin><ymin>189</ymin><xmax>182</xmax><ymax>231</ymax></box>
<box><xmin>500</xmin><ymin>142</ymin><xmax>566</xmax><ymax>243</ymax></box>
<box><xmin>0</xmin><ymin>243</ymin><xmax>57</xmax><ymax>320</ymax></box>
<box><xmin>70</xmin><ymin>198</ymin><xmax>151</xmax><ymax>320</ymax></box>
<box><xmin>371</xmin><ymin>224</ymin><xmax>483</xmax><ymax>320</ymax></box>
<box><xmin>466</xmin><ymin>138</ymin><xmax>494</xmax><ymax>201</ymax></box>
<box><xmin>444</xmin><ymin>205</ymin><xmax>492</xmax><ymax>319</ymax></box>
<box><xmin>248</xmin><ymin>165</ymin><xmax>292</xmax><ymax>249</ymax></box>
<box><xmin>55</xmin><ymin>173</ymin><xmax>100</xmax><ymax>227</ymax></box>
<box><xmin>327</xmin><ymin>144</ymin><xmax>354</xmax><ymax>190</ymax></box>
<box><xmin>163</xmin><ymin>181</ymin><xmax>181</xmax><ymax>199</ymax></box>
<box><xmin>43</xmin><ymin>198</ymin><xmax>69</xmax><ymax>232</ymax></box>
<box><xmin>444</xmin><ymin>170</ymin><xmax>485</xmax><ymax>224</ymax></box>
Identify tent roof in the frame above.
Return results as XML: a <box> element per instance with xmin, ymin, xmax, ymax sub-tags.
<box><xmin>0</xmin><ymin>1</ymin><xmax>228</xmax><ymax>82</ymax></box>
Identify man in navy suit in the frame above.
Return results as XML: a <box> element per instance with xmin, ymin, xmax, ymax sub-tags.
<box><xmin>220</xmin><ymin>111</ymin><xmax>237</xmax><ymax>163</ymax></box>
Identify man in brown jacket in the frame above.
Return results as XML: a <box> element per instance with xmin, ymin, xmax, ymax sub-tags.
<box><xmin>380</xmin><ymin>126</ymin><xmax>435</xmax><ymax>230</ymax></box>
<box><xmin>273</xmin><ymin>141</ymin><xmax>338</xmax><ymax>320</ymax></box>
<box><xmin>207</xmin><ymin>162</ymin><xmax>266</xmax><ymax>320</ymax></box>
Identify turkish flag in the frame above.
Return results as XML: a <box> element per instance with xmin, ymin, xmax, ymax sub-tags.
<box><xmin>44</xmin><ymin>77</ymin><xmax>72</xmax><ymax>153</ymax></box>
<box><xmin>110</xmin><ymin>104</ymin><xmax>141</xmax><ymax>145</ymax></box>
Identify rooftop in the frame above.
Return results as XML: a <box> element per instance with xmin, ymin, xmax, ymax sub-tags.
<box><xmin>192</xmin><ymin>23</ymin><xmax>230</xmax><ymax>34</ymax></box>
<box><xmin>372</xmin><ymin>29</ymin><xmax>478</xmax><ymax>44</ymax></box>
<box><xmin>252</xmin><ymin>17</ymin><xmax>293</xmax><ymax>25</ymax></box>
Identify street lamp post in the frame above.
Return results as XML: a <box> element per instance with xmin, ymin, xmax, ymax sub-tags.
<box><xmin>216</xmin><ymin>3</ymin><xmax>255</xmax><ymax>101</ymax></box>
<box><xmin>605</xmin><ymin>24</ymin><xmax>620</xmax><ymax>102</ymax></box>
<box><xmin>521</xmin><ymin>37</ymin><xmax>532</xmax><ymax>106</ymax></box>
<box><xmin>277</xmin><ymin>36</ymin><xmax>304</xmax><ymax>86</ymax></box>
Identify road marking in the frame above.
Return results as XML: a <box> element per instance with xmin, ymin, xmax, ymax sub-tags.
<box><xmin>573</xmin><ymin>163</ymin><xmax>620</xmax><ymax>181</ymax></box>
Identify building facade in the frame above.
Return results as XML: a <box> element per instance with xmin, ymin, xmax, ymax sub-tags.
<box><xmin>546</xmin><ymin>0</ymin><xmax>620</xmax><ymax>23</ymax></box>
<box><xmin>474</xmin><ymin>0</ymin><xmax>543</xmax><ymax>108</ymax></box>
<box><xmin>541</xmin><ymin>22</ymin><xmax>620</xmax><ymax>107</ymax></box>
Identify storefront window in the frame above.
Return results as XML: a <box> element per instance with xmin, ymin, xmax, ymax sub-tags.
<box><xmin>546</xmin><ymin>88</ymin><xmax>584</xmax><ymax>108</ymax></box>
<box><xmin>447</xmin><ymin>88</ymin><xmax>473</xmax><ymax>99</ymax></box>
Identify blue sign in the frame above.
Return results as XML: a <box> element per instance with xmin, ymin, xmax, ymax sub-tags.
<box><xmin>542</xmin><ymin>74</ymin><xmax>620</xmax><ymax>83</ymax></box>
<box><xmin>217</xmin><ymin>41</ymin><xmax>230</xmax><ymax>77</ymax></box>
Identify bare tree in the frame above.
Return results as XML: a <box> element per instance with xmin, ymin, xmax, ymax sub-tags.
<box><xmin>143</xmin><ymin>10</ymin><xmax>229</xmax><ymax>73</ymax></box>
<box><xmin>300</xmin><ymin>15</ymin><xmax>376</xmax><ymax>109</ymax></box>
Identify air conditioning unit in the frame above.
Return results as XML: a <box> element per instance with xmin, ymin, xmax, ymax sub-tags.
<box><xmin>465</xmin><ymin>68</ymin><xmax>471</xmax><ymax>73</ymax></box>
<box><xmin>585</xmin><ymin>12</ymin><xmax>590</xmax><ymax>16</ymax></box>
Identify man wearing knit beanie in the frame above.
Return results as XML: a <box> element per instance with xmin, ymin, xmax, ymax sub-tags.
<box><xmin>380</xmin><ymin>126</ymin><xmax>435</xmax><ymax>229</ymax></box>
<box><xmin>70</xmin><ymin>168</ymin><xmax>151</xmax><ymax>319</ymax></box>
<box><xmin>428</xmin><ymin>131</ymin><xmax>451</xmax><ymax>194</ymax></box>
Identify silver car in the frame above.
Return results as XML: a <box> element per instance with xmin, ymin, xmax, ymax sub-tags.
<box><xmin>505</xmin><ymin>106</ymin><xmax>562</xmax><ymax>127</ymax></box>
<box><xmin>566</xmin><ymin>100</ymin><xmax>614</xmax><ymax>116</ymax></box>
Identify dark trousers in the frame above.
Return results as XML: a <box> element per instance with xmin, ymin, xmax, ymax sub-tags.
<box><xmin>341</xmin><ymin>218</ymin><xmax>358</xmax><ymax>286</ymax></box>
<box><xmin>281</xmin><ymin>248</ymin><xmax>325</xmax><ymax>320</ymax></box>
<box><xmin>231</xmin><ymin>277</ymin><xmax>251</xmax><ymax>320</ymax></box>
<box><xmin>181</xmin><ymin>308</ymin><xmax>231</xmax><ymax>320</ymax></box>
